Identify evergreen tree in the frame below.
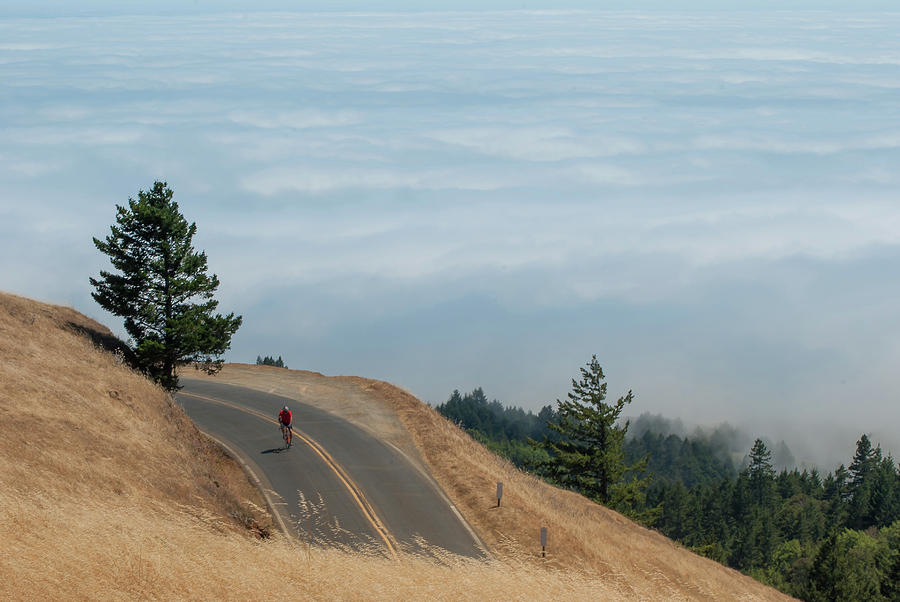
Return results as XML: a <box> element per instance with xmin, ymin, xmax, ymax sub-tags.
<box><xmin>809</xmin><ymin>529</ymin><xmax>890</xmax><ymax>601</ymax></box>
<box><xmin>657</xmin><ymin>481</ymin><xmax>690</xmax><ymax>540</ymax></box>
<box><xmin>255</xmin><ymin>355</ymin><xmax>288</xmax><ymax>368</ymax></box>
<box><xmin>871</xmin><ymin>455</ymin><xmax>899</xmax><ymax>528</ymax></box>
<box><xmin>90</xmin><ymin>181</ymin><xmax>242</xmax><ymax>391</ymax></box>
<box><xmin>850</xmin><ymin>434</ymin><xmax>877</xmax><ymax>489</ymax></box>
<box><xmin>848</xmin><ymin>434</ymin><xmax>879</xmax><ymax>530</ymax></box>
<box><xmin>442</xmin><ymin>389</ymin><xmax>900</xmax><ymax>599</ymax></box>
<box><xmin>748</xmin><ymin>439</ymin><xmax>777</xmax><ymax>507</ymax></box>
<box><xmin>537</xmin><ymin>355</ymin><xmax>653</xmax><ymax>518</ymax></box>
<box><xmin>882</xmin><ymin>520</ymin><xmax>900</xmax><ymax>601</ymax></box>
<box><xmin>807</xmin><ymin>531</ymin><xmax>839</xmax><ymax>602</ymax></box>
<box><xmin>824</xmin><ymin>464</ymin><xmax>850</xmax><ymax>527</ymax></box>
<box><xmin>437</xmin><ymin>387</ymin><xmax>558</xmax><ymax>451</ymax></box>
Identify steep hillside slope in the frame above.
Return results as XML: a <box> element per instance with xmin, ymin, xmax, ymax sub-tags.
<box><xmin>0</xmin><ymin>292</ymin><xmax>633</xmax><ymax>600</ymax></box>
<box><xmin>191</xmin><ymin>365</ymin><xmax>789</xmax><ymax>600</ymax></box>
<box><xmin>0</xmin><ymin>292</ymin><xmax>271</xmax><ymax>596</ymax></box>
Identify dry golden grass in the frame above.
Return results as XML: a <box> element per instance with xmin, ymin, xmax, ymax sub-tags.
<box><xmin>1</xmin><ymin>291</ymin><xmax>790</xmax><ymax>599</ymax></box>
<box><xmin>0</xmin><ymin>292</ymin><xmax>636</xmax><ymax>600</ymax></box>
<box><xmin>0</xmin><ymin>292</ymin><xmax>270</xmax><ymax>534</ymax></box>
<box><xmin>375</xmin><ymin>381</ymin><xmax>790</xmax><ymax>600</ymax></box>
<box><xmin>194</xmin><ymin>366</ymin><xmax>791</xmax><ymax>600</ymax></box>
<box><xmin>2</xmin><ymin>490</ymin><xmax>624</xmax><ymax>601</ymax></box>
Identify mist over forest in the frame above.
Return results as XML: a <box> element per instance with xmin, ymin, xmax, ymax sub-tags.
<box><xmin>624</xmin><ymin>411</ymin><xmax>899</xmax><ymax>474</ymax></box>
<box><xmin>433</xmin><ymin>384</ymin><xmax>892</xmax><ymax>476</ymax></box>
<box><xmin>437</xmin><ymin>385</ymin><xmax>900</xmax><ymax>598</ymax></box>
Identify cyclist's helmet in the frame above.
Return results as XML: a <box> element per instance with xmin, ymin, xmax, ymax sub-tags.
<box><xmin>283</xmin><ymin>405</ymin><xmax>289</xmax><ymax>411</ymax></box>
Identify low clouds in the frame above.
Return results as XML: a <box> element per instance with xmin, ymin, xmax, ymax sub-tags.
<box><xmin>691</xmin><ymin>132</ymin><xmax>900</xmax><ymax>155</ymax></box>
<box><xmin>241</xmin><ymin>164</ymin><xmax>528</xmax><ymax>194</ymax></box>
<box><xmin>3</xmin><ymin>9</ymin><xmax>900</xmax><ymax>464</ymax></box>
<box><xmin>228</xmin><ymin>109</ymin><xmax>362</xmax><ymax>130</ymax></box>
<box><xmin>6</xmin><ymin>126</ymin><xmax>145</xmax><ymax>147</ymax></box>
<box><xmin>427</xmin><ymin>127</ymin><xmax>648</xmax><ymax>161</ymax></box>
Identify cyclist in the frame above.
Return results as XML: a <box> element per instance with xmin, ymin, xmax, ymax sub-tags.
<box><xmin>278</xmin><ymin>405</ymin><xmax>293</xmax><ymax>448</ymax></box>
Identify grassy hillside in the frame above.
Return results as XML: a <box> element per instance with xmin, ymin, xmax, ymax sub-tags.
<box><xmin>0</xmin><ymin>291</ymin><xmax>635</xmax><ymax>599</ymax></box>
<box><xmin>190</xmin><ymin>365</ymin><xmax>791</xmax><ymax>600</ymax></box>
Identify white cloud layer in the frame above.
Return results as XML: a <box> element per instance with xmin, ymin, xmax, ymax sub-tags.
<box><xmin>3</xmin><ymin>8</ymin><xmax>900</xmax><ymax>465</ymax></box>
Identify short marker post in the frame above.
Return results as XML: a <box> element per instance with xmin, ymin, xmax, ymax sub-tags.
<box><xmin>496</xmin><ymin>481</ymin><xmax>503</xmax><ymax>507</ymax></box>
<box><xmin>540</xmin><ymin>527</ymin><xmax>547</xmax><ymax>558</ymax></box>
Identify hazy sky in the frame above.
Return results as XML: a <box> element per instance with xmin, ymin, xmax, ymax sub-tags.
<box><xmin>3</xmin><ymin>5</ymin><xmax>899</xmax><ymax>466</ymax></box>
<box><xmin>6</xmin><ymin>1</ymin><xmax>900</xmax><ymax>16</ymax></box>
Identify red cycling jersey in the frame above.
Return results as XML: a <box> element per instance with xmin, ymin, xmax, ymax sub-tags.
<box><xmin>279</xmin><ymin>409</ymin><xmax>292</xmax><ymax>426</ymax></box>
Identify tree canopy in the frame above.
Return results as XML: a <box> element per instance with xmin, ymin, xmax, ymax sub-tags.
<box><xmin>90</xmin><ymin>181</ymin><xmax>242</xmax><ymax>391</ymax></box>
<box><xmin>535</xmin><ymin>355</ymin><xmax>653</xmax><ymax>520</ymax></box>
<box><xmin>437</xmin><ymin>382</ymin><xmax>900</xmax><ymax>599</ymax></box>
<box><xmin>256</xmin><ymin>355</ymin><xmax>287</xmax><ymax>368</ymax></box>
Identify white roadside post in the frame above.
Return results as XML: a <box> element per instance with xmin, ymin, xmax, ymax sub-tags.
<box><xmin>496</xmin><ymin>481</ymin><xmax>503</xmax><ymax>507</ymax></box>
<box><xmin>540</xmin><ymin>527</ymin><xmax>548</xmax><ymax>558</ymax></box>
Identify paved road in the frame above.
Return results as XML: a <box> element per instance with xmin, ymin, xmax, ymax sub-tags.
<box><xmin>176</xmin><ymin>378</ymin><xmax>486</xmax><ymax>559</ymax></box>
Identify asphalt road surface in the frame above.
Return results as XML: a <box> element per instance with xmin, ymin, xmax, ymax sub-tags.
<box><xmin>176</xmin><ymin>378</ymin><xmax>486</xmax><ymax>559</ymax></box>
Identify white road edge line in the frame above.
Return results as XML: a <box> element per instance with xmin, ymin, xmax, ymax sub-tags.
<box><xmin>384</xmin><ymin>440</ymin><xmax>493</xmax><ymax>560</ymax></box>
<box><xmin>181</xmin><ymin>384</ymin><xmax>488</xmax><ymax>560</ymax></box>
<box><xmin>182</xmin><ymin>391</ymin><xmax>398</xmax><ymax>559</ymax></box>
<box><xmin>198</xmin><ymin>428</ymin><xmax>295</xmax><ymax>545</ymax></box>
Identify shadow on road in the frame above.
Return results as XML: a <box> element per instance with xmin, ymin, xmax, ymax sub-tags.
<box><xmin>261</xmin><ymin>448</ymin><xmax>286</xmax><ymax>454</ymax></box>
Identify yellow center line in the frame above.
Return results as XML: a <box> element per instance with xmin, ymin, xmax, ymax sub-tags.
<box><xmin>179</xmin><ymin>391</ymin><xmax>399</xmax><ymax>560</ymax></box>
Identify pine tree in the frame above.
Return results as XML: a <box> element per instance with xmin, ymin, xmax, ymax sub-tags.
<box><xmin>748</xmin><ymin>439</ymin><xmax>777</xmax><ymax>507</ymax></box>
<box><xmin>537</xmin><ymin>355</ymin><xmax>653</xmax><ymax>519</ymax></box>
<box><xmin>871</xmin><ymin>455</ymin><xmax>899</xmax><ymax>528</ymax></box>
<box><xmin>807</xmin><ymin>531</ymin><xmax>839</xmax><ymax>601</ymax></box>
<box><xmin>90</xmin><ymin>181</ymin><xmax>242</xmax><ymax>391</ymax></box>
<box><xmin>883</xmin><ymin>523</ymin><xmax>900</xmax><ymax>601</ymax></box>
<box><xmin>824</xmin><ymin>464</ymin><xmax>850</xmax><ymax>527</ymax></box>
<box><xmin>848</xmin><ymin>434</ymin><xmax>879</xmax><ymax>530</ymax></box>
<box><xmin>850</xmin><ymin>434</ymin><xmax>877</xmax><ymax>490</ymax></box>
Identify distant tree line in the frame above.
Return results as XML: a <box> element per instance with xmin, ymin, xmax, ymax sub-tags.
<box><xmin>624</xmin><ymin>428</ymin><xmax>737</xmax><ymax>490</ymax></box>
<box><xmin>437</xmin><ymin>379</ymin><xmax>900</xmax><ymax>600</ymax></box>
<box><xmin>648</xmin><ymin>434</ymin><xmax>900</xmax><ymax>600</ymax></box>
<box><xmin>436</xmin><ymin>386</ymin><xmax>559</xmax><ymax>467</ymax></box>
<box><xmin>256</xmin><ymin>355</ymin><xmax>287</xmax><ymax>368</ymax></box>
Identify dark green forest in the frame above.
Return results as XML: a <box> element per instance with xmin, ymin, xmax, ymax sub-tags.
<box><xmin>437</xmin><ymin>388</ymin><xmax>900</xmax><ymax>600</ymax></box>
<box><xmin>436</xmin><ymin>387</ymin><xmax>558</xmax><ymax>467</ymax></box>
<box><xmin>255</xmin><ymin>355</ymin><xmax>287</xmax><ymax>368</ymax></box>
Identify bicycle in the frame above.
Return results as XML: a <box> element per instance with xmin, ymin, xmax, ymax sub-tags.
<box><xmin>281</xmin><ymin>424</ymin><xmax>292</xmax><ymax>449</ymax></box>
